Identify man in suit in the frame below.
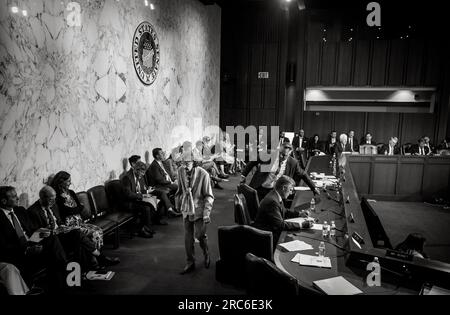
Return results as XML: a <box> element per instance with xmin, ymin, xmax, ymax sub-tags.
<box><xmin>347</xmin><ymin>131</ymin><xmax>359</xmax><ymax>153</ymax></box>
<box><xmin>411</xmin><ymin>138</ymin><xmax>431</xmax><ymax>156</ymax></box>
<box><xmin>326</xmin><ymin>131</ymin><xmax>338</xmax><ymax>155</ymax></box>
<box><xmin>241</xmin><ymin>143</ymin><xmax>320</xmax><ymax>201</ymax></box>
<box><xmin>146</xmin><ymin>148</ymin><xmax>182</xmax><ymax>218</ymax></box>
<box><xmin>121</xmin><ymin>161</ymin><xmax>164</xmax><ymax>238</ymax></box>
<box><xmin>253</xmin><ymin>176</ymin><xmax>314</xmax><ymax>248</ymax></box>
<box><xmin>28</xmin><ymin>186</ymin><xmax>119</xmax><ymax>268</ymax></box>
<box><xmin>423</xmin><ymin>137</ymin><xmax>434</xmax><ymax>155</ymax></box>
<box><xmin>0</xmin><ymin>186</ymin><xmax>68</xmax><ymax>292</ymax></box>
<box><xmin>334</xmin><ymin>134</ymin><xmax>349</xmax><ymax>157</ymax></box>
<box><xmin>292</xmin><ymin>129</ymin><xmax>308</xmax><ymax>168</ymax></box>
<box><xmin>381</xmin><ymin>137</ymin><xmax>401</xmax><ymax>156</ymax></box>
<box><xmin>279</xmin><ymin>132</ymin><xmax>290</xmax><ymax>144</ymax></box>
<box><xmin>361</xmin><ymin>132</ymin><xmax>376</xmax><ymax>146</ymax></box>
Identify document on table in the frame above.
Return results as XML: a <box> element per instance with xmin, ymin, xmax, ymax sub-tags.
<box><xmin>291</xmin><ymin>254</ymin><xmax>332</xmax><ymax>269</ymax></box>
<box><xmin>285</xmin><ymin>217</ymin><xmax>323</xmax><ymax>231</ymax></box>
<box><xmin>313</xmin><ymin>276</ymin><xmax>363</xmax><ymax>295</ymax></box>
<box><xmin>278</xmin><ymin>240</ymin><xmax>313</xmax><ymax>252</ymax></box>
<box><xmin>294</xmin><ymin>186</ymin><xmax>311</xmax><ymax>191</ymax></box>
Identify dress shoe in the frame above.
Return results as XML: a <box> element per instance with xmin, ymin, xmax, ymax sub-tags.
<box><xmin>168</xmin><ymin>209</ymin><xmax>182</xmax><ymax>218</ymax></box>
<box><xmin>204</xmin><ymin>253</ymin><xmax>211</xmax><ymax>269</ymax></box>
<box><xmin>219</xmin><ymin>174</ymin><xmax>229</xmax><ymax>179</ymax></box>
<box><xmin>180</xmin><ymin>263</ymin><xmax>196</xmax><ymax>275</ymax></box>
<box><xmin>98</xmin><ymin>254</ymin><xmax>121</xmax><ymax>267</ymax></box>
<box><xmin>138</xmin><ymin>229</ymin><xmax>154</xmax><ymax>238</ymax></box>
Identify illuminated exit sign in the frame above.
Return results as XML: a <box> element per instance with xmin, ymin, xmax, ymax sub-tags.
<box><xmin>258</xmin><ymin>72</ymin><xmax>269</xmax><ymax>79</ymax></box>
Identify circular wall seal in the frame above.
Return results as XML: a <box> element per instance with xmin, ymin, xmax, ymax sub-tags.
<box><xmin>132</xmin><ymin>21</ymin><xmax>160</xmax><ymax>85</ymax></box>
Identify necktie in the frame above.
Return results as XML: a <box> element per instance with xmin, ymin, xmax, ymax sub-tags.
<box><xmin>10</xmin><ymin>212</ymin><xmax>27</xmax><ymax>247</ymax></box>
<box><xmin>136</xmin><ymin>176</ymin><xmax>141</xmax><ymax>193</ymax></box>
<box><xmin>45</xmin><ymin>208</ymin><xmax>56</xmax><ymax>230</ymax></box>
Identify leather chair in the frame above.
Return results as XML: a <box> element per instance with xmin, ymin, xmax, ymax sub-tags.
<box><xmin>237</xmin><ymin>184</ymin><xmax>260</xmax><ymax>221</ymax></box>
<box><xmin>234</xmin><ymin>194</ymin><xmax>252</xmax><ymax>226</ymax></box>
<box><xmin>104</xmin><ymin>180</ymin><xmax>135</xmax><ymax>229</ymax></box>
<box><xmin>216</xmin><ymin>225</ymin><xmax>273</xmax><ymax>287</ymax></box>
<box><xmin>402</xmin><ymin>143</ymin><xmax>413</xmax><ymax>155</ymax></box>
<box><xmin>245</xmin><ymin>253</ymin><xmax>298</xmax><ymax>296</ymax></box>
<box><xmin>377</xmin><ymin>143</ymin><xmax>385</xmax><ymax>154</ymax></box>
<box><xmin>87</xmin><ymin>186</ymin><xmax>119</xmax><ymax>248</ymax></box>
<box><xmin>76</xmin><ymin>192</ymin><xmax>95</xmax><ymax>223</ymax></box>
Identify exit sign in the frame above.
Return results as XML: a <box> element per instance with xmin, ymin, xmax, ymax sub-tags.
<box><xmin>258</xmin><ymin>72</ymin><xmax>269</xmax><ymax>79</ymax></box>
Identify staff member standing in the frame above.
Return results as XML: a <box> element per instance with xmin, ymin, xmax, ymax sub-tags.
<box><xmin>176</xmin><ymin>143</ymin><xmax>214</xmax><ymax>275</ymax></box>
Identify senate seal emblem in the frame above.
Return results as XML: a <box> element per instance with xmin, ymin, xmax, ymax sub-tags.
<box><xmin>133</xmin><ymin>22</ymin><xmax>160</xmax><ymax>85</ymax></box>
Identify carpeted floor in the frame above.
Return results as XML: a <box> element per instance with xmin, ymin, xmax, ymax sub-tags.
<box><xmin>77</xmin><ymin>175</ymin><xmax>245</xmax><ymax>295</ymax></box>
<box><xmin>371</xmin><ymin>201</ymin><xmax>450</xmax><ymax>264</ymax></box>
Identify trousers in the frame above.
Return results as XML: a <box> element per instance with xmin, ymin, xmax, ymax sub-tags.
<box><xmin>184</xmin><ymin>218</ymin><xmax>209</xmax><ymax>264</ymax></box>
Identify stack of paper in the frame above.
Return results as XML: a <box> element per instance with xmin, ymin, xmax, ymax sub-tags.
<box><xmin>291</xmin><ymin>254</ymin><xmax>332</xmax><ymax>269</ymax></box>
<box><xmin>86</xmin><ymin>271</ymin><xmax>115</xmax><ymax>281</ymax></box>
<box><xmin>285</xmin><ymin>217</ymin><xmax>323</xmax><ymax>231</ymax></box>
<box><xmin>313</xmin><ymin>276</ymin><xmax>363</xmax><ymax>295</ymax></box>
<box><xmin>278</xmin><ymin>240</ymin><xmax>313</xmax><ymax>252</ymax></box>
<box><xmin>294</xmin><ymin>186</ymin><xmax>311</xmax><ymax>191</ymax></box>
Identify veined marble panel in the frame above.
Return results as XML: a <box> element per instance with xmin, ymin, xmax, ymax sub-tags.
<box><xmin>0</xmin><ymin>0</ymin><xmax>221</xmax><ymax>204</ymax></box>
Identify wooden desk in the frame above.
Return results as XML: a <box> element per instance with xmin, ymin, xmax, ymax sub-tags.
<box><xmin>274</xmin><ymin>155</ymin><xmax>448</xmax><ymax>295</ymax></box>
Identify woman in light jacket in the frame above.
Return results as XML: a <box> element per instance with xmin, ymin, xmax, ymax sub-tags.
<box><xmin>176</xmin><ymin>143</ymin><xmax>215</xmax><ymax>275</ymax></box>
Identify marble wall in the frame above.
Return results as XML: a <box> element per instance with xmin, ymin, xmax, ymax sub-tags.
<box><xmin>0</xmin><ymin>0</ymin><xmax>221</xmax><ymax>204</ymax></box>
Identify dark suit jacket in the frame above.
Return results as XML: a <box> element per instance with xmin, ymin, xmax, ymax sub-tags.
<box><xmin>0</xmin><ymin>207</ymin><xmax>33</xmax><ymax>265</ymax></box>
<box><xmin>380</xmin><ymin>144</ymin><xmax>401</xmax><ymax>155</ymax></box>
<box><xmin>309</xmin><ymin>141</ymin><xmax>324</xmax><ymax>156</ymax></box>
<box><xmin>28</xmin><ymin>201</ymin><xmax>63</xmax><ymax>231</ymax></box>
<box><xmin>145</xmin><ymin>160</ymin><xmax>172</xmax><ymax>188</ymax></box>
<box><xmin>292</xmin><ymin>136</ymin><xmax>308</xmax><ymax>151</ymax></box>
<box><xmin>121</xmin><ymin>169</ymin><xmax>147</xmax><ymax>210</ymax></box>
<box><xmin>346</xmin><ymin>137</ymin><xmax>359</xmax><ymax>152</ymax></box>
<box><xmin>411</xmin><ymin>145</ymin><xmax>431</xmax><ymax>155</ymax></box>
<box><xmin>242</xmin><ymin>156</ymin><xmax>316</xmax><ymax>192</ymax></box>
<box><xmin>333</xmin><ymin>142</ymin><xmax>348</xmax><ymax>156</ymax></box>
<box><xmin>253</xmin><ymin>191</ymin><xmax>300</xmax><ymax>246</ymax></box>
<box><xmin>326</xmin><ymin>139</ymin><xmax>338</xmax><ymax>155</ymax></box>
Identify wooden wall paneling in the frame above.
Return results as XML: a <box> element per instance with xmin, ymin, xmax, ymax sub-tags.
<box><xmin>264</xmin><ymin>43</ymin><xmax>280</xmax><ymax>110</ymax></box>
<box><xmin>320</xmin><ymin>42</ymin><xmax>337</xmax><ymax>86</ymax></box>
<box><xmin>334</xmin><ymin>112</ymin><xmax>366</xmax><ymax>139</ymax></box>
<box><xmin>353</xmin><ymin>40</ymin><xmax>371</xmax><ymax>86</ymax></box>
<box><xmin>370</xmin><ymin>40</ymin><xmax>388</xmax><ymax>86</ymax></box>
<box><xmin>249</xmin><ymin>109</ymin><xmax>277</xmax><ymax>128</ymax></box>
<box><xmin>336</xmin><ymin>42</ymin><xmax>353</xmax><ymax>86</ymax></box>
<box><xmin>401</xmin><ymin>114</ymin><xmax>435</xmax><ymax>144</ymax></box>
<box><xmin>422</xmin><ymin>161</ymin><xmax>450</xmax><ymax>197</ymax></box>
<box><xmin>397</xmin><ymin>161</ymin><xmax>424</xmax><ymax>196</ymax></box>
<box><xmin>405</xmin><ymin>39</ymin><xmax>425</xmax><ymax>86</ymax></box>
<box><xmin>303</xmin><ymin>111</ymin><xmax>333</xmax><ymax>140</ymax></box>
<box><xmin>372</xmin><ymin>160</ymin><xmax>397</xmax><ymax>195</ymax></box>
<box><xmin>387</xmin><ymin>40</ymin><xmax>408</xmax><ymax>86</ymax></box>
<box><xmin>367</xmin><ymin>113</ymin><xmax>400</xmax><ymax>144</ymax></box>
<box><xmin>349</xmin><ymin>160</ymin><xmax>371</xmax><ymax>195</ymax></box>
<box><xmin>249</xmin><ymin>43</ymin><xmax>264</xmax><ymax>110</ymax></box>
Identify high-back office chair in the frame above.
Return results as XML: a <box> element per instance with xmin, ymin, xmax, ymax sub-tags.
<box><xmin>216</xmin><ymin>225</ymin><xmax>273</xmax><ymax>286</ymax></box>
<box><xmin>234</xmin><ymin>194</ymin><xmax>252</xmax><ymax>226</ymax></box>
<box><xmin>237</xmin><ymin>184</ymin><xmax>260</xmax><ymax>221</ymax></box>
<box><xmin>76</xmin><ymin>191</ymin><xmax>95</xmax><ymax>223</ymax></box>
<box><xmin>377</xmin><ymin>143</ymin><xmax>385</xmax><ymax>154</ymax></box>
<box><xmin>245</xmin><ymin>253</ymin><xmax>298</xmax><ymax>296</ymax></box>
<box><xmin>402</xmin><ymin>143</ymin><xmax>413</xmax><ymax>155</ymax></box>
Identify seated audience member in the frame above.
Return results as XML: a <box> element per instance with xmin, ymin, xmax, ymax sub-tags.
<box><xmin>253</xmin><ymin>176</ymin><xmax>315</xmax><ymax>248</ymax></box>
<box><xmin>381</xmin><ymin>137</ymin><xmax>401</xmax><ymax>156</ymax></box>
<box><xmin>146</xmin><ymin>148</ymin><xmax>181</xmax><ymax>217</ymax></box>
<box><xmin>334</xmin><ymin>134</ymin><xmax>348</xmax><ymax>157</ymax></box>
<box><xmin>411</xmin><ymin>138</ymin><xmax>430</xmax><ymax>156</ymax></box>
<box><xmin>122</xmin><ymin>161</ymin><xmax>165</xmax><ymax>238</ymax></box>
<box><xmin>193</xmin><ymin>141</ymin><xmax>226</xmax><ymax>190</ymax></box>
<box><xmin>0</xmin><ymin>262</ymin><xmax>37</xmax><ymax>295</ymax></box>
<box><xmin>309</xmin><ymin>134</ymin><xmax>324</xmax><ymax>156</ymax></box>
<box><xmin>222</xmin><ymin>133</ymin><xmax>236</xmax><ymax>174</ymax></box>
<box><xmin>129</xmin><ymin>155</ymin><xmax>141</xmax><ymax>170</ymax></box>
<box><xmin>326</xmin><ymin>131</ymin><xmax>338</xmax><ymax>155</ymax></box>
<box><xmin>395</xmin><ymin>233</ymin><xmax>428</xmax><ymax>259</ymax></box>
<box><xmin>279</xmin><ymin>132</ymin><xmax>290</xmax><ymax>144</ymax></box>
<box><xmin>28</xmin><ymin>186</ymin><xmax>119</xmax><ymax>268</ymax></box>
<box><xmin>203</xmin><ymin>136</ymin><xmax>229</xmax><ymax>180</ymax></box>
<box><xmin>423</xmin><ymin>136</ymin><xmax>434</xmax><ymax>155</ymax></box>
<box><xmin>361</xmin><ymin>132</ymin><xmax>376</xmax><ymax>146</ymax></box>
<box><xmin>0</xmin><ymin>186</ymin><xmax>68</xmax><ymax>292</ymax></box>
<box><xmin>211</xmin><ymin>134</ymin><xmax>234</xmax><ymax>176</ymax></box>
<box><xmin>347</xmin><ymin>131</ymin><xmax>359</xmax><ymax>153</ymax></box>
<box><xmin>438</xmin><ymin>137</ymin><xmax>450</xmax><ymax>150</ymax></box>
<box><xmin>241</xmin><ymin>142</ymin><xmax>319</xmax><ymax>201</ymax></box>
<box><xmin>292</xmin><ymin>129</ymin><xmax>308</xmax><ymax>168</ymax></box>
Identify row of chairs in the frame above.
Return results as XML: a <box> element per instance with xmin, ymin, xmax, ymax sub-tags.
<box><xmin>215</xmin><ymin>185</ymin><xmax>318</xmax><ymax>295</ymax></box>
<box><xmin>76</xmin><ymin>180</ymin><xmax>136</xmax><ymax>249</ymax></box>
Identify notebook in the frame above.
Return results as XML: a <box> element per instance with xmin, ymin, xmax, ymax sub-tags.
<box><xmin>291</xmin><ymin>254</ymin><xmax>332</xmax><ymax>269</ymax></box>
<box><xmin>313</xmin><ymin>276</ymin><xmax>363</xmax><ymax>295</ymax></box>
<box><xmin>278</xmin><ymin>240</ymin><xmax>313</xmax><ymax>252</ymax></box>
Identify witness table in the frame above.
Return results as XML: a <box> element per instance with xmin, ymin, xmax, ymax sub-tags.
<box><xmin>274</xmin><ymin>156</ymin><xmax>419</xmax><ymax>295</ymax></box>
